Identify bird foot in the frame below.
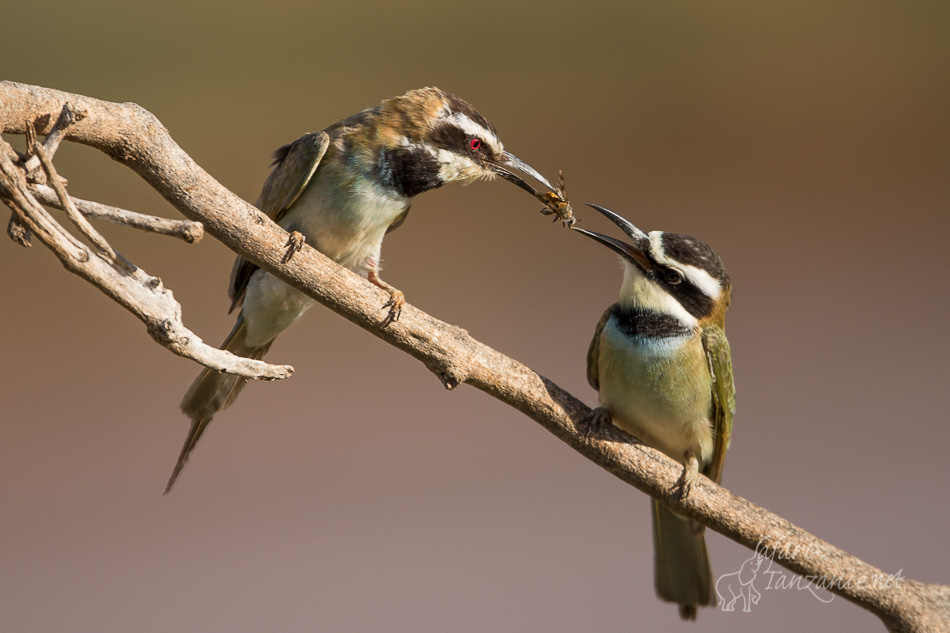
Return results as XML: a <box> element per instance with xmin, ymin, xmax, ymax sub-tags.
<box><xmin>584</xmin><ymin>407</ymin><xmax>612</xmax><ymax>438</ymax></box>
<box><xmin>367</xmin><ymin>270</ymin><xmax>404</xmax><ymax>326</ymax></box>
<box><xmin>381</xmin><ymin>288</ymin><xmax>405</xmax><ymax>325</ymax></box>
<box><xmin>674</xmin><ymin>452</ymin><xmax>700</xmax><ymax>500</ymax></box>
<box><xmin>282</xmin><ymin>231</ymin><xmax>306</xmax><ymax>263</ymax></box>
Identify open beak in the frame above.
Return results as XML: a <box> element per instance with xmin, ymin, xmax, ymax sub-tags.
<box><xmin>572</xmin><ymin>203</ymin><xmax>653</xmax><ymax>271</ymax></box>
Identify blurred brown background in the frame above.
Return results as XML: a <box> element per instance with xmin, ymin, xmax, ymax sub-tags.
<box><xmin>2</xmin><ymin>1</ymin><xmax>948</xmax><ymax>631</ymax></box>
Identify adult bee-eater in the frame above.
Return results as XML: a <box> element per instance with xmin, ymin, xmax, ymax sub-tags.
<box><xmin>573</xmin><ymin>203</ymin><xmax>734</xmax><ymax>619</ymax></box>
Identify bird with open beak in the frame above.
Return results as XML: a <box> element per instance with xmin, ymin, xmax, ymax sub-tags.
<box><xmin>573</xmin><ymin>203</ymin><xmax>734</xmax><ymax>620</ymax></box>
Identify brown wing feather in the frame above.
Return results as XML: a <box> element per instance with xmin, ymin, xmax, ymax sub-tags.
<box><xmin>228</xmin><ymin>131</ymin><xmax>330</xmax><ymax>313</ymax></box>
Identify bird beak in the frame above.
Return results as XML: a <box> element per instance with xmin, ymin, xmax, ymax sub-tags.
<box><xmin>491</xmin><ymin>151</ymin><xmax>558</xmax><ymax>198</ymax></box>
<box><xmin>572</xmin><ymin>203</ymin><xmax>653</xmax><ymax>271</ymax></box>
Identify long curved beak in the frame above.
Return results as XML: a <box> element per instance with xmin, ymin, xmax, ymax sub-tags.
<box><xmin>491</xmin><ymin>151</ymin><xmax>556</xmax><ymax>195</ymax></box>
<box><xmin>490</xmin><ymin>152</ymin><xmax>573</xmax><ymax>226</ymax></box>
<box><xmin>585</xmin><ymin>203</ymin><xmax>650</xmax><ymax>245</ymax></box>
<box><xmin>572</xmin><ymin>204</ymin><xmax>653</xmax><ymax>271</ymax></box>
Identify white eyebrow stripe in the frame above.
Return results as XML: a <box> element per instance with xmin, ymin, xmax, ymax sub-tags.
<box><xmin>449</xmin><ymin>113</ymin><xmax>501</xmax><ymax>153</ymax></box>
<box><xmin>650</xmin><ymin>232</ymin><xmax>667</xmax><ymax>263</ymax></box>
<box><xmin>680</xmin><ymin>264</ymin><xmax>723</xmax><ymax>300</ymax></box>
<box><xmin>650</xmin><ymin>231</ymin><xmax>722</xmax><ymax>300</ymax></box>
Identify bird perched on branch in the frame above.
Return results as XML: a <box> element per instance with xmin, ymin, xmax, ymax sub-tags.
<box><xmin>166</xmin><ymin>87</ymin><xmax>563</xmax><ymax>493</ymax></box>
<box><xmin>573</xmin><ymin>204</ymin><xmax>734</xmax><ymax>620</ymax></box>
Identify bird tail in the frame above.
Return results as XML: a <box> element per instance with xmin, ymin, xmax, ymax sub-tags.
<box><xmin>164</xmin><ymin>316</ymin><xmax>273</xmax><ymax>494</ymax></box>
<box><xmin>652</xmin><ymin>499</ymin><xmax>716</xmax><ymax>620</ymax></box>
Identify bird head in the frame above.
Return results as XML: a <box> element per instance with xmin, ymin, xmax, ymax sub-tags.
<box><xmin>573</xmin><ymin>204</ymin><xmax>731</xmax><ymax>328</ymax></box>
<box><xmin>359</xmin><ymin>87</ymin><xmax>558</xmax><ymax>199</ymax></box>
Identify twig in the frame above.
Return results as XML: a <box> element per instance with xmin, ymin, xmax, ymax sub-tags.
<box><xmin>0</xmin><ymin>81</ymin><xmax>947</xmax><ymax>633</ymax></box>
<box><xmin>32</xmin><ymin>142</ymin><xmax>122</xmax><ymax>264</ymax></box>
<box><xmin>0</xmin><ymin>138</ymin><xmax>293</xmax><ymax>382</ymax></box>
<box><xmin>6</xmin><ymin>103</ymin><xmax>84</xmax><ymax>245</ymax></box>
<box><xmin>29</xmin><ymin>183</ymin><xmax>203</xmax><ymax>242</ymax></box>
<box><xmin>1</xmin><ymin>146</ymin><xmax>90</xmax><ymax>262</ymax></box>
<box><xmin>7</xmin><ymin>211</ymin><xmax>31</xmax><ymax>247</ymax></box>
<box><xmin>22</xmin><ymin>101</ymin><xmax>85</xmax><ymax>175</ymax></box>
<box><xmin>5</xmin><ymin>141</ymin><xmax>32</xmax><ymax>247</ymax></box>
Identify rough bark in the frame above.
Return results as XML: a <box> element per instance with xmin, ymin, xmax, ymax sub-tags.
<box><xmin>1</xmin><ymin>81</ymin><xmax>946</xmax><ymax>632</ymax></box>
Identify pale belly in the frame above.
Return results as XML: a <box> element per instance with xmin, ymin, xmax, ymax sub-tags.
<box><xmin>242</xmin><ymin>176</ymin><xmax>410</xmax><ymax>347</ymax></box>
<box><xmin>282</xmin><ymin>175</ymin><xmax>410</xmax><ymax>273</ymax></box>
<box><xmin>597</xmin><ymin>320</ymin><xmax>715</xmax><ymax>466</ymax></box>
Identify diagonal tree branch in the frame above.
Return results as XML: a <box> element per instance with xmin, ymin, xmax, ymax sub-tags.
<box><xmin>0</xmin><ymin>81</ymin><xmax>946</xmax><ymax>633</ymax></box>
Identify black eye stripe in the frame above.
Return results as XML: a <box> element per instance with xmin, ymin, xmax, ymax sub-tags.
<box><xmin>430</xmin><ymin>122</ymin><xmax>468</xmax><ymax>153</ymax></box>
<box><xmin>660</xmin><ymin>232</ymin><xmax>729</xmax><ymax>284</ymax></box>
<box><xmin>429</xmin><ymin>122</ymin><xmax>497</xmax><ymax>162</ymax></box>
<box><xmin>660</xmin><ymin>274</ymin><xmax>714</xmax><ymax>318</ymax></box>
<box><xmin>675</xmin><ymin>285</ymin><xmax>715</xmax><ymax>319</ymax></box>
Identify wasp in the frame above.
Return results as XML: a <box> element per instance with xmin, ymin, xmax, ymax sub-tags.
<box><xmin>537</xmin><ymin>170</ymin><xmax>574</xmax><ymax>228</ymax></box>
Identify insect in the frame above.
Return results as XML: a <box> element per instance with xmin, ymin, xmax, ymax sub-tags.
<box><xmin>537</xmin><ymin>170</ymin><xmax>574</xmax><ymax>228</ymax></box>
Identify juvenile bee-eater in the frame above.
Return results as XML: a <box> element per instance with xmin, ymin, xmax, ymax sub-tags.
<box><xmin>166</xmin><ymin>87</ymin><xmax>562</xmax><ymax>492</ymax></box>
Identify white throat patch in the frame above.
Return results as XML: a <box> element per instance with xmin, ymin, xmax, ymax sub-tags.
<box><xmin>618</xmin><ymin>261</ymin><xmax>699</xmax><ymax>329</ymax></box>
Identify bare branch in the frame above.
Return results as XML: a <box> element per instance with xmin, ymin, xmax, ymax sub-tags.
<box><xmin>33</xmin><ymin>142</ymin><xmax>122</xmax><ymax>264</ymax></box>
<box><xmin>0</xmin><ymin>137</ymin><xmax>292</xmax><ymax>382</ymax></box>
<box><xmin>22</xmin><ymin>101</ymin><xmax>86</xmax><ymax>175</ymax></box>
<box><xmin>4</xmin><ymin>141</ymin><xmax>32</xmax><ymax>247</ymax></box>
<box><xmin>29</xmin><ymin>183</ymin><xmax>204</xmax><ymax>242</ymax></box>
<box><xmin>1</xmin><ymin>81</ymin><xmax>947</xmax><ymax>633</ymax></box>
<box><xmin>6</xmin><ymin>102</ymin><xmax>84</xmax><ymax>245</ymax></box>
<box><xmin>7</xmin><ymin>211</ymin><xmax>31</xmax><ymax>247</ymax></box>
<box><xmin>1</xmin><ymin>147</ymin><xmax>90</xmax><ymax>262</ymax></box>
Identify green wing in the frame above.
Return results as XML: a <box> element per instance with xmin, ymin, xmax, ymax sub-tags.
<box><xmin>586</xmin><ymin>307</ymin><xmax>612</xmax><ymax>391</ymax></box>
<box><xmin>228</xmin><ymin>131</ymin><xmax>330</xmax><ymax>313</ymax></box>
<box><xmin>701</xmin><ymin>325</ymin><xmax>734</xmax><ymax>485</ymax></box>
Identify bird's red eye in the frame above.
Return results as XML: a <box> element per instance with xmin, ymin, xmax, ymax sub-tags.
<box><xmin>469</xmin><ymin>138</ymin><xmax>482</xmax><ymax>151</ymax></box>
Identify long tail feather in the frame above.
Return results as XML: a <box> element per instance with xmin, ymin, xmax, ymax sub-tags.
<box><xmin>652</xmin><ymin>499</ymin><xmax>715</xmax><ymax>620</ymax></box>
<box><xmin>164</xmin><ymin>316</ymin><xmax>272</xmax><ymax>494</ymax></box>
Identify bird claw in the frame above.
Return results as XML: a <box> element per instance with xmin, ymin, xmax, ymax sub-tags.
<box><xmin>380</xmin><ymin>288</ymin><xmax>405</xmax><ymax>326</ymax></box>
<box><xmin>282</xmin><ymin>231</ymin><xmax>305</xmax><ymax>263</ymax></box>
<box><xmin>366</xmin><ymin>270</ymin><xmax>404</xmax><ymax>326</ymax></box>
<box><xmin>674</xmin><ymin>453</ymin><xmax>700</xmax><ymax>500</ymax></box>
<box><xmin>585</xmin><ymin>406</ymin><xmax>613</xmax><ymax>438</ymax></box>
